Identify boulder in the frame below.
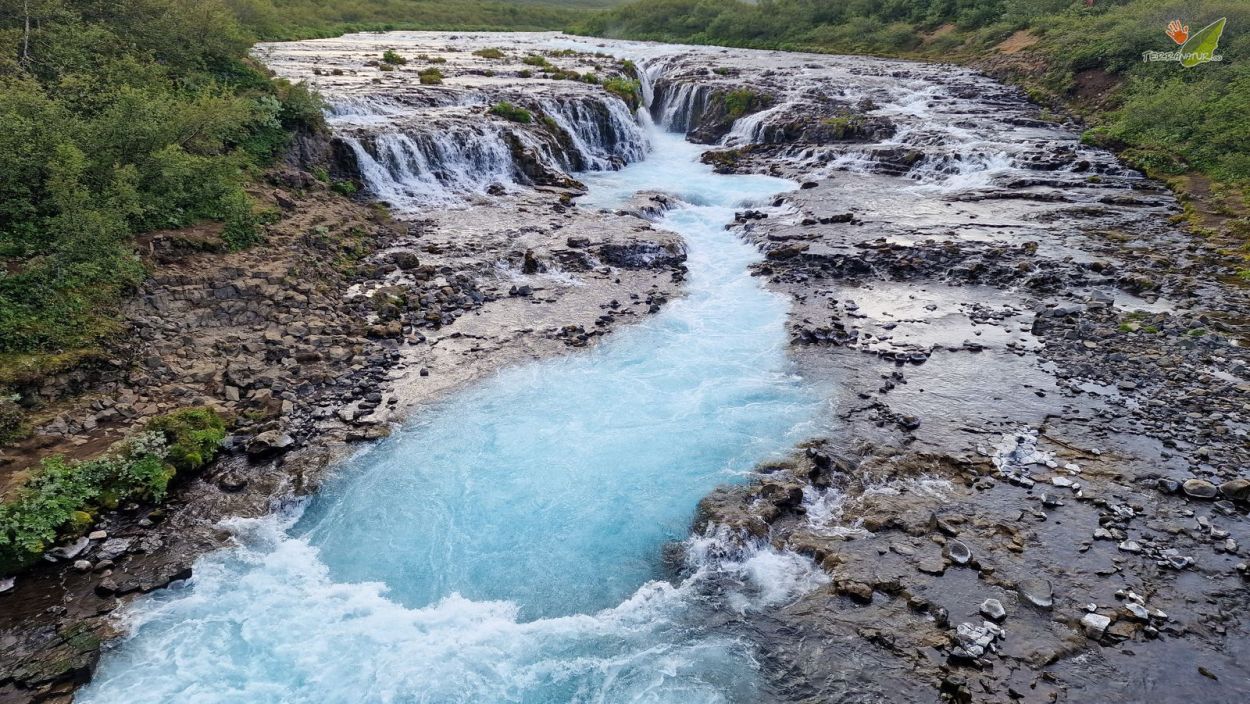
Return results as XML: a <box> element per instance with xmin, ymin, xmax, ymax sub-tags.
<box><xmin>246</xmin><ymin>430</ymin><xmax>295</xmax><ymax>457</ymax></box>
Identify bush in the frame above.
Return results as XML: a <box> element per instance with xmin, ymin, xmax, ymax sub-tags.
<box><xmin>603</xmin><ymin>77</ymin><xmax>642</xmax><ymax>110</ymax></box>
<box><xmin>418</xmin><ymin>68</ymin><xmax>444</xmax><ymax>85</ymax></box>
<box><xmin>0</xmin><ymin>408</ymin><xmax>225</xmax><ymax>575</ymax></box>
<box><xmin>332</xmin><ymin>179</ymin><xmax>359</xmax><ymax>196</ymax></box>
<box><xmin>473</xmin><ymin>48</ymin><xmax>506</xmax><ymax>59</ymax></box>
<box><xmin>0</xmin><ymin>1</ymin><xmax>327</xmax><ymax>359</ymax></box>
<box><xmin>488</xmin><ymin>101</ymin><xmax>533</xmax><ymax>124</ymax></box>
<box><xmin>382</xmin><ymin>49</ymin><xmax>407</xmax><ymax>65</ymax></box>
<box><xmin>144</xmin><ymin>408</ymin><xmax>227</xmax><ymax>473</ymax></box>
<box><xmin>722</xmin><ymin>88</ymin><xmax>769</xmax><ymax>119</ymax></box>
<box><xmin>522</xmin><ymin>55</ymin><xmax>551</xmax><ymax>67</ymax></box>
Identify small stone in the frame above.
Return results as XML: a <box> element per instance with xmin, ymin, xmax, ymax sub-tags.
<box><xmin>1218</xmin><ymin>478</ymin><xmax>1250</xmax><ymax>502</ymax></box>
<box><xmin>88</xmin><ymin>530</ymin><xmax>108</xmax><ymax>541</ymax></box>
<box><xmin>1018</xmin><ymin>578</ymin><xmax>1053</xmax><ymax>609</ymax></box>
<box><xmin>1081</xmin><ymin>613</ymin><xmax>1111</xmax><ymax>638</ymax></box>
<box><xmin>1182</xmin><ymin>479</ymin><xmax>1218</xmax><ymax>499</ymax></box>
<box><xmin>1124</xmin><ymin>602</ymin><xmax>1150</xmax><ymax>621</ymax></box>
<box><xmin>47</xmin><ymin>536</ymin><xmax>90</xmax><ymax>561</ymax></box>
<box><xmin>97</xmin><ymin>538</ymin><xmax>132</xmax><ymax>562</ymax></box>
<box><xmin>917</xmin><ymin>557</ymin><xmax>947</xmax><ymax>575</ymax></box>
<box><xmin>0</xmin><ymin>577</ymin><xmax>14</xmax><ymax>594</ymax></box>
<box><xmin>1156</xmin><ymin>478</ymin><xmax>1181</xmax><ymax>494</ymax></box>
<box><xmin>73</xmin><ymin>560</ymin><xmax>93</xmax><ymax>572</ymax></box>
<box><xmin>246</xmin><ymin>430</ymin><xmax>295</xmax><ymax>457</ymax></box>
<box><xmin>1118</xmin><ymin>540</ymin><xmax>1143</xmax><ymax>554</ymax></box>
<box><xmin>980</xmin><ymin>598</ymin><xmax>1007</xmax><ymax>622</ymax></box>
<box><xmin>95</xmin><ymin>578</ymin><xmax>119</xmax><ymax>597</ymax></box>
<box><xmin>946</xmin><ymin>539</ymin><xmax>972</xmax><ymax>565</ymax></box>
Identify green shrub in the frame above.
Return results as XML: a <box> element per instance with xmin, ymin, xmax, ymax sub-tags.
<box><xmin>332</xmin><ymin>179</ymin><xmax>359</xmax><ymax>196</ymax></box>
<box><xmin>0</xmin><ymin>1</ymin><xmax>327</xmax><ymax>359</ymax></box>
<box><xmin>603</xmin><ymin>78</ymin><xmax>642</xmax><ymax>110</ymax></box>
<box><xmin>0</xmin><ymin>407</ymin><xmax>225</xmax><ymax>575</ymax></box>
<box><xmin>473</xmin><ymin>48</ymin><xmax>506</xmax><ymax>59</ymax></box>
<box><xmin>144</xmin><ymin>408</ymin><xmax>227</xmax><ymax>473</ymax></box>
<box><xmin>488</xmin><ymin>102</ymin><xmax>533</xmax><ymax>124</ymax></box>
<box><xmin>722</xmin><ymin>88</ymin><xmax>768</xmax><ymax>119</ymax></box>
<box><xmin>522</xmin><ymin>55</ymin><xmax>551</xmax><ymax>67</ymax></box>
<box><xmin>418</xmin><ymin>68</ymin><xmax>444</xmax><ymax>85</ymax></box>
<box><xmin>382</xmin><ymin>49</ymin><xmax>407</xmax><ymax>65</ymax></box>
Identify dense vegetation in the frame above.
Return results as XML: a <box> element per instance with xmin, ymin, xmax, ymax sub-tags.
<box><xmin>577</xmin><ymin>0</ymin><xmax>1250</xmax><ymax>192</ymax></box>
<box><xmin>0</xmin><ymin>408</ymin><xmax>225</xmax><ymax>575</ymax></box>
<box><xmin>0</xmin><ymin>0</ymin><xmax>325</xmax><ymax>361</ymax></box>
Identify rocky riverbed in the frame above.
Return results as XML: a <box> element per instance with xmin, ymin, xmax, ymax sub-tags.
<box><xmin>2</xmin><ymin>31</ymin><xmax>1248</xmax><ymax>703</ymax></box>
<box><xmin>646</xmin><ymin>38</ymin><xmax>1250</xmax><ymax>704</ymax></box>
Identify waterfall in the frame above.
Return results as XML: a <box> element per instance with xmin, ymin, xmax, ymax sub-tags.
<box><xmin>342</xmin><ymin>124</ymin><xmax>518</xmax><ymax>207</ymax></box>
<box><xmin>331</xmin><ymin>92</ymin><xmax>650</xmax><ymax>208</ymax></box>
<box><xmin>650</xmin><ymin>80</ymin><xmax>714</xmax><ymax>133</ymax></box>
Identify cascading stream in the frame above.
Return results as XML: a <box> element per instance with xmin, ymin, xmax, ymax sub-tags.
<box><xmin>78</xmin><ymin>112</ymin><xmax>826</xmax><ymax>701</ymax></box>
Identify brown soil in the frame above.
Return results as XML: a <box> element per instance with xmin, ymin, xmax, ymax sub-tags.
<box><xmin>995</xmin><ymin>30</ymin><xmax>1039</xmax><ymax>54</ymax></box>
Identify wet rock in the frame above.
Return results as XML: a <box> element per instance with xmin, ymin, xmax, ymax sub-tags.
<box><xmin>979</xmin><ymin>598</ymin><xmax>1007</xmax><ymax>622</ymax></box>
<box><xmin>389</xmin><ymin>251</ymin><xmax>421</xmax><ymax>271</ymax></box>
<box><xmin>0</xmin><ymin>576</ymin><xmax>14</xmax><ymax>594</ymax></box>
<box><xmin>946</xmin><ymin>539</ymin><xmax>972</xmax><ymax>566</ymax></box>
<box><xmin>1081</xmin><ymin>612</ymin><xmax>1111</xmax><ymax>639</ymax></box>
<box><xmin>246</xmin><ymin>430</ymin><xmax>295</xmax><ymax>457</ymax></box>
<box><xmin>217</xmin><ymin>473</ymin><xmax>248</xmax><ymax>492</ymax></box>
<box><xmin>94</xmin><ymin>578</ymin><xmax>119</xmax><ymax>597</ymax></box>
<box><xmin>1182</xmin><ymin>479</ymin><xmax>1218</xmax><ymax>499</ymax></box>
<box><xmin>47</xmin><ymin>537</ymin><xmax>90</xmax><ymax>561</ymax></box>
<box><xmin>1018</xmin><ymin>578</ymin><xmax>1053</xmax><ymax>609</ymax></box>
<box><xmin>1219</xmin><ymin>478</ymin><xmax>1250</xmax><ymax>502</ymax></box>
<box><xmin>96</xmin><ymin>538</ymin><xmax>132</xmax><ymax>562</ymax></box>
<box><xmin>836</xmin><ymin>580</ymin><xmax>875</xmax><ymax>603</ymax></box>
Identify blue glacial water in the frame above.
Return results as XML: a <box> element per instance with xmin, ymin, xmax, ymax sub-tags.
<box><xmin>78</xmin><ymin>131</ymin><xmax>825</xmax><ymax>704</ymax></box>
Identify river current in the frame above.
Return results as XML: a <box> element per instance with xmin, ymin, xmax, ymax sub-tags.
<box><xmin>79</xmin><ymin>111</ymin><xmax>826</xmax><ymax>704</ymax></box>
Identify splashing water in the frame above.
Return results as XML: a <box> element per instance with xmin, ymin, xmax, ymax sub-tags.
<box><xmin>79</xmin><ymin>128</ymin><xmax>827</xmax><ymax>703</ymax></box>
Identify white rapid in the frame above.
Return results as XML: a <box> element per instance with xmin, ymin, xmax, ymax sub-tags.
<box><xmin>78</xmin><ymin>110</ymin><xmax>825</xmax><ymax>701</ymax></box>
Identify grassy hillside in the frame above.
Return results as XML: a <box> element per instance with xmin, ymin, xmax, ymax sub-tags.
<box><xmin>0</xmin><ymin>0</ymin><xmax>325</xmax><ymax>367</ymax></box>
<box><xmin>576</xmin><ymin>0</ymin><xmax>1250</xmax><ymax>252</ymax></box>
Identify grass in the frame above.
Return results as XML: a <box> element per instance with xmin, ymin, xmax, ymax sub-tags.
<box><xmin>488</xmin><ymin>101</ymin><xmax>534</xmax><ymax>124</ymax></box>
